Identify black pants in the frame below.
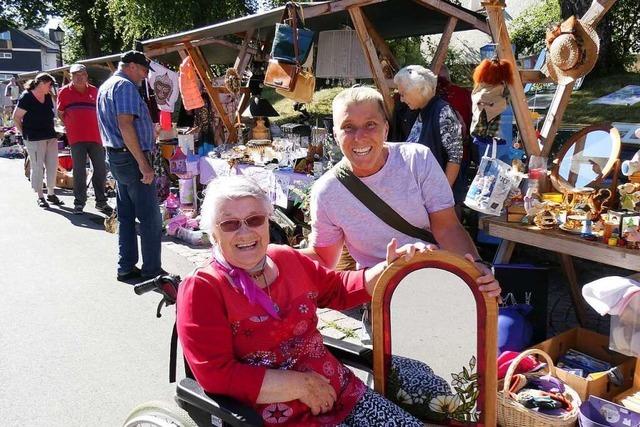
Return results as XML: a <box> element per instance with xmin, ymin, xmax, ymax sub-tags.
<box><xmin>70</xmin><ymin>142</ymin><xmax>108</xmax><ymax>207</ymax></box>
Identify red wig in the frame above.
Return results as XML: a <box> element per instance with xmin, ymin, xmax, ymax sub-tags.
<box><xmin>473</xmin><ymin>58</ymin><xmax>514</xmax><ymax>87</ymax></box>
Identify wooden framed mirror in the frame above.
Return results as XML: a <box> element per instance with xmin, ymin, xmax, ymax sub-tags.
<box><xmin>371</xmin><ymin>251</ymin><xmax>498</xmax><ymax>426</ymax></box>
<box><xmin>550</xmin><ymin>123</ymin><xmax>621</xmax><ymax>192</ymax></box>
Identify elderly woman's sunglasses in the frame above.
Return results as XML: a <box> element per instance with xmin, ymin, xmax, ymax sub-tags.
<box><xmin>217</xmin><ymin>214</ymin><xmax>268</xmax><ymax>232</ymax></box>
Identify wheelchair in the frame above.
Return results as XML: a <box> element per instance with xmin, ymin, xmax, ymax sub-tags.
<box><xmin>122</xmin><ymin>274</ymin><xmax>374</xmax><ymax>427</ymax></box>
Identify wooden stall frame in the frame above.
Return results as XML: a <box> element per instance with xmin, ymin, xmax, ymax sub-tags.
<box><xmin>185</xmin><ymin>41</ymin><xmax>238</xmax><ymax>142</ymax></box>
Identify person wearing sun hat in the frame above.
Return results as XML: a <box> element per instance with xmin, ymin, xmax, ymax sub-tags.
<box><xmin>97</xmin><ymin>50</ymin><xmax>164</xmax><ymax>282</ymax></box>
<box><xmin>543</xmin><ymin>15</ymin><xmax>600</xmax><ymax>85</ymax></box>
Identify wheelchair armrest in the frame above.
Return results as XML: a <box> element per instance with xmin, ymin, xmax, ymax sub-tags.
<box><xmin>176</xmin><ymin>378</ymin><xmax>262</xmax><ymax>427</ymax></box>
<box><xmin>323</xmin><ymin>335</ymin><xmax>373</xmax><ymax>373</ymax></box>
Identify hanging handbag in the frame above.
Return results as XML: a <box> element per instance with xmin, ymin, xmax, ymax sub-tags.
<box><xmin>276</xmin><ymin>67</ymin><xmax>315</xmax><ymax>103</ymax></box>
<box><xmin>264</xmin><ymin>59</ymin><xmax>298</xmax><ymax>91</ymax></box>
<box><xmin>270</xmin><ymin>2</ymin><xmax>315</xmax><ymax>64</ymax></box>
<box><xmin>333</xmin><ymin>163</ymin><xmax>437</xmax><ymax>244</ymax></box>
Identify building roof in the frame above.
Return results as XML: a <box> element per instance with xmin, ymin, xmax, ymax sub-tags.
<box><xmin>20</xmin><ymin>29</ymin><xmax>60</xmax><ymax>51</ymax></box>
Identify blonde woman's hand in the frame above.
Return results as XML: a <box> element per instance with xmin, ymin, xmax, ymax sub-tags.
<box><xmin>385</xmin><ymin>238</ymin><xmax>439</xmax><ymax>266</ymax></box>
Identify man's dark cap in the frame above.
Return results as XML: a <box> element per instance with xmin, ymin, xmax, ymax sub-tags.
<box><xmin>121</xmin><ymin>50</ymin><xmax>154</xmax><ymax>71</ymax></box>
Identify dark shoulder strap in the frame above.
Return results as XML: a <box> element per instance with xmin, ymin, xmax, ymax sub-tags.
<box><xmin>333</xmin><ymin>163</ymin><xmax>437</xmax><ymax>244</ymax></box>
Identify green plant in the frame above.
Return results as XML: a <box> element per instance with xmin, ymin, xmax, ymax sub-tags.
<box><xmin>509</xmin><ymin>0</ymin><xmax>561</xmax><ymax>57</ymax></box>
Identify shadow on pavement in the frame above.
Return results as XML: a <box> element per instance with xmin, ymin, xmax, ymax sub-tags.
<box><xmin>45</xmin><ymin>205</ymin><xmax>108</xmax><ymax>230</ymax></box>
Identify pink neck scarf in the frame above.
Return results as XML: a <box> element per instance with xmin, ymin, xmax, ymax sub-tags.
<box><xmin>212</xmin><ymin>247</ymin><xmax>280</xmax><ymax>320</ymax></box>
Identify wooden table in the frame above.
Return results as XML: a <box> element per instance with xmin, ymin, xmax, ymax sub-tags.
<box><xmin>480</xmin><ymin>216</ymin><xmax>640</xmax><ymax>326</ymax></box>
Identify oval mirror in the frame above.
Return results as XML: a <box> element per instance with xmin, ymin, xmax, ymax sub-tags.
<box><xmin>371</xmin><ymin>251</ymin><xmax>498</xmax><ymax>426</ymax></box>
<box><xmin>551</xmin><ymin>124</ymin><xmax>621</xmax><ymax>192</ymax></box>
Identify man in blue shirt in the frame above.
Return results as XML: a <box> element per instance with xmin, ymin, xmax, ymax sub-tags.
<box><xmin>97</xmin><ymin>50</ymin><xmax>163</xmax><ymax>282</ymax></box>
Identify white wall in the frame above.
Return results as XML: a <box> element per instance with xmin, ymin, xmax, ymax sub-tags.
<box><xmin>41</xmin><ymin>51</ymin><xmax>57</xmax><ymax>70</ymax></box>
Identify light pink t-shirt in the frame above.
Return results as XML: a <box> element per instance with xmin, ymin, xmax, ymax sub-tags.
<box><xmin>309</xmin><ymin>142</ymin><xmax>454</xmax><ymax>268</ymax></box>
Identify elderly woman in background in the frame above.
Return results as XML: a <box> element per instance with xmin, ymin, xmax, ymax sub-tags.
<box><xmin>13</xmin><ymin>72</ymin><xmax>64</xmax><ymax>208</ymax></box>
<box><xmin>393</xmin><ymin>65</ymin><xmax>464</xmax><ymax>195</ymax></box>
<box><xmin>176</xmin><ymin>175</ymin><xmax>452</xmax><ymax>426</ymax></box>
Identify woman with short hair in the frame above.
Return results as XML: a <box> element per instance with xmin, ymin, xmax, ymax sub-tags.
<box><xmin>13</xmin><ymin>72</ymin><xmax>64</xmax><ymax>208</ymax></box>
<box><xmin>176</xmin><ymin>175</ymin><xmax>444</xmax><ymax>426</ymax></box>
<box><xmin>393</xmin><ymin>65</ymin><xmax>464</xmax><ymax>192</ymax></box>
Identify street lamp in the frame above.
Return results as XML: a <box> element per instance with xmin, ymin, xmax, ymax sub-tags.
<box><xmin>51</xmin><ymin>26</ymin><xmax>65</xmax><ymax>67</ymax></box>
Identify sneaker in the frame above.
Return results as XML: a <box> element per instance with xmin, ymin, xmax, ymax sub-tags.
<box><xmin>96</xmin><ymin>202</ymin><xmax>113</xmax><ymax>216</ymax></box>
<box><xmin>37</xmin><ymin>197</ymin><xmax>50</xmax><ymax>208</ymax></box>
<box><xmin>117</xmin><ymin>266</ymin><xmax>142</xmax><ymax>282</ymax></box>
<box><xmin>46</xmin><ymin>194</ymin><xmax>65</xmax><ymax>206</ymax></box>
<box><xmin>73</xmin><ymin>205</ymin><xmax>84</xmax><ymax>215</ymax></box>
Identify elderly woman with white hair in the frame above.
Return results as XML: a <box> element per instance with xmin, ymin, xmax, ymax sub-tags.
<box><xmin>393</xmin><ymin>65</ymin><xmax>464</xmax><ymax>193</ymax></box>
<box><xmin>176</xmin><ymin>175</ymin><xmax>452</xmax><ymax>426</ymax></box>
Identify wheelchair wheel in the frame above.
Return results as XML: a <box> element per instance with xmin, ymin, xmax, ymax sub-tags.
<box><xmin>123</xmin><ymin>400</ymin><xmax>198</xmax><ymax>427</ymax></box>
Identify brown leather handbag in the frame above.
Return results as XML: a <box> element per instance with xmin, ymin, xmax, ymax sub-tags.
<box><xmin>264</xmin><ymin>59</ymin><xmax>298</xmax><ymax>90</ymax></box>
<box><xmin>276</xmin><ymin>67</ymin><xmax>315</xmax><ymax>103</ymax></box>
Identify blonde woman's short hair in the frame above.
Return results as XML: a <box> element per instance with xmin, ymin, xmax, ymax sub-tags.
<box><xmin>332</xmin><ymin>86</ymin><xmax>386</xmax><ymax>120</ymax></box>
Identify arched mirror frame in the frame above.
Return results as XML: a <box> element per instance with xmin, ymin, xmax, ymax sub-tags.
<box><xmin>550</xmin><ymin>123</ymin><xmax>621</xmax><ymax>192</ymax></box>
<box><xmin>371</xmin><ymin>251</ymin><xmax>498</xmax><ymax>427</ymax></box>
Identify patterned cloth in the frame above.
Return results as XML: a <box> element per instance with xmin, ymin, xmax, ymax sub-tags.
<box><xmin>97</xmin><ymin>71</ymin><xmax>155</xmax><ymax>151</ymax></box>
<box><xmin>339</xmin><ymin>355</ymin><xmax>453</xmax><ymax>426</ymax></box>
<box><xmin>471</xmin><ymin>109</ymin><xmax>501</xmax><ymax>139</ymax></box>
<box><xmin>406</xmin><ymin>104</ymin><xmax>463</xmax><ymax>165</ymax></box>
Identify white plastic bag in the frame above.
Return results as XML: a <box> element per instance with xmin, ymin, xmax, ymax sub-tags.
<box><xmin>465</xmin><ymin>139</ymin><xmax>521</xmax><ymax>216</ymax></box>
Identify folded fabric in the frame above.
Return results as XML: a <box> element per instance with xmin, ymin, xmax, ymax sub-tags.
<box><xmin>582</xmin><ymin>276</ymin><xmax>640</xmax><ymax>316</ymax></box>
<box><xmin>498</xmin><ymin>350</ymin><xmax>545</xmax><ymax>379</ymax></box>
<box><xmin>529</xmin><ymin>374</ymin><xmax>566</xmax><ymax>394</ymax></box>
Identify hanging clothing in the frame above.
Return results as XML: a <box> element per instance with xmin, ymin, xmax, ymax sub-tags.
<box><xmin>148</xmin><ymin>61</ymin><xmax>180</xmax><ymax>112</ymax></box>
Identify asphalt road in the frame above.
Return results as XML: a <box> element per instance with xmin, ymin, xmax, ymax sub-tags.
<box><xmin>0</xmin><ymin>158</ymin><xmax>194</xmax><ymax>426</ymax></box>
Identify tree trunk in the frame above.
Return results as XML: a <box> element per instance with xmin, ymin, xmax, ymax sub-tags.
<box><xmin>560</xmin><ymin>0</ymin><xmax>614</xmax><ymax>73</ymax></box>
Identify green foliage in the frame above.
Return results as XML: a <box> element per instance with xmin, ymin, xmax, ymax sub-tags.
<box><xmin>388</xmin><ymin>37</ymin><xmax>428</xmax><ymax>68</ymax></box>
<box><xmin>105</xmin><ymin>0</ymin><xmax>257</xmax><ymax>49</ymax></box>
<box><xmin>603</xmin><ymin>0</ymin><xmax>640</xmax><ymax>71</ymax></box>
<box><xmin>509</xmin><ymin>0</ymin><xmax>561</xmax><ymax>56</ymax></box>
<box><xmin>0</xmin><ymin>0</ymin><xmax>52</xmax><ymax>29</ymax></box>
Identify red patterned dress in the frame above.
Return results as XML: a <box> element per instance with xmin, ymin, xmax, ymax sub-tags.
<box><xmin>177</xmin><ymin>245</ymin><xmax>370</xmax><ymax>426</ymax></box>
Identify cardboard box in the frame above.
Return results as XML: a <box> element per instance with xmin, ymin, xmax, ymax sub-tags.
<box><xmin>531</xmin><ymin>327</ymin><xmax>635</xmax><ymax>401</ymax></box>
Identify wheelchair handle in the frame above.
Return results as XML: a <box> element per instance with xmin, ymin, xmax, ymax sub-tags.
<box><xmin>133</xmin><ymin>276</ymin><xmax>161</xmax><ymax>295</ymax></box>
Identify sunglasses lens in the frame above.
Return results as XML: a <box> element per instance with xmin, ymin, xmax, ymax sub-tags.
<box><xmin>245</xmin><ymin>215</ymin><xmax>267</xmax><ymax>228</ymax></box>
<box><xmin>219</xmin><ymin>220</ymin><xmax>241</xmax><ymax>232</ymax></box>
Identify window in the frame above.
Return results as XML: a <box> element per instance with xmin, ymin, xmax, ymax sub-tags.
<box><xmin>0</xmin><ymin>31</ymin><xmax>10</xmax><ymax>41</ymax></box>
<box><xmin>0</xmin><ymin>52</ymin><xmax>12</xmax><ymax>59</ymax></box>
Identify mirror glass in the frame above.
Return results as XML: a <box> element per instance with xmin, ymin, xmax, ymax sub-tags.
<box><xmin>388</xmin><ymin>268</ymin><xmax>479</xmax><ymax>424</ymax></box>
<box><xmin>557</xmin><ymin>129</ymin><xmax>618</xmax><ymax>188</ymax></box>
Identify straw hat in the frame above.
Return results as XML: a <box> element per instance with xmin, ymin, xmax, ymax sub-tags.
<box><xmin>543</xmin><ymin>16</ymin><xmax>600</xmax><ymax>85</ymax></box>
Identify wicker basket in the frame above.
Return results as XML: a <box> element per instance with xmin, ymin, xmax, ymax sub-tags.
<box><xmin>497</xmin><ymin>348</ymin><xmax>581</xmax><ymax>427</ymax></box>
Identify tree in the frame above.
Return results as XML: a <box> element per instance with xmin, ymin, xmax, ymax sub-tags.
<box><xmin>509</xmin><ymin>0</ymin><xmax>561</xmax><ymax>57</ymax></box>
<box><xmin>0</xmin><ymin>0</ymin><xmax>51</xmax><ymax>30</ymax></box>
<box><xmin>2</xmin><ymin>0</ymin><xmax>260</xmax><ymax>64</ymax></box>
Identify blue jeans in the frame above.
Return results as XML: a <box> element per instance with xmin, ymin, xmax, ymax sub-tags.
<box><xmin>107</xmin><ymin>150</ymin><xmax>162</xmax><ymax>276</ymax></box>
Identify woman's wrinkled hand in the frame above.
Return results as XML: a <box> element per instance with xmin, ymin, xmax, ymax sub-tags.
<box><xmin>296</xmin><ymin>371</ymin><xmax>337</xmax><ymax>415</ymax></box>
<box><xmin>464</xmin><ymin>253</ymin><xmax>502</xmax><ymax>299</ymax></box>
<box><xmin>385</xmin><ymin>238</ymin><xmax>439</xmax><ymax>266</ymax></box>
